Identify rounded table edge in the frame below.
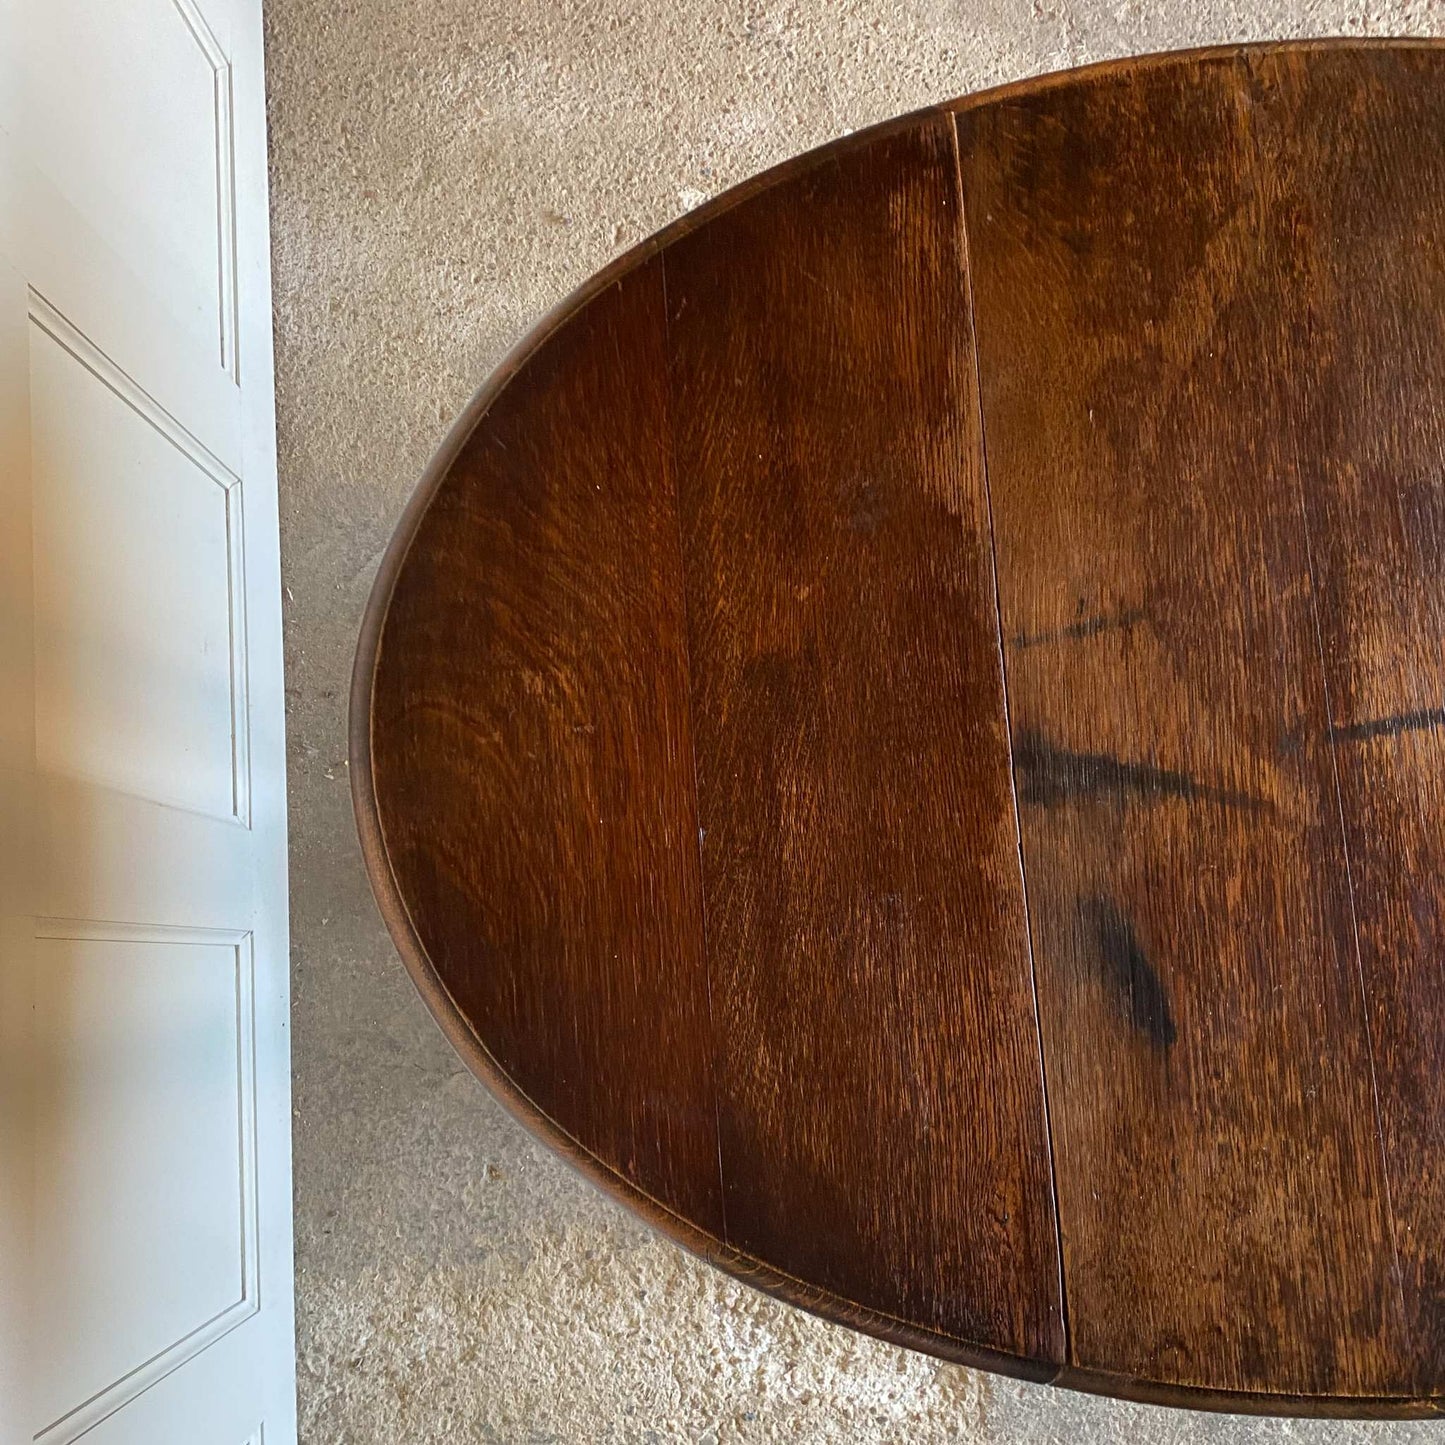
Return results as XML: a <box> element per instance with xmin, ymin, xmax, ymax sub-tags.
<box><xmin>347</xmin><ymin>38</ymin><xmax>1445</xmax><ymax>1415</ymax></box>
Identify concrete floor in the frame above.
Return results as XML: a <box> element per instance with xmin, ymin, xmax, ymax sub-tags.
<box><xmin>264</xmin><ymin>1</ymin><xmax>1445</xmax><ymax>1439</ymax></box>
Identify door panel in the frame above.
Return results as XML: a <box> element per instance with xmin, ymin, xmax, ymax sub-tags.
<box><xmin>4</xmin><ymin>1</ymin><xmax>295</xmax><ymax>1441</ymax></box>
<box><xmin>25</xmin><ymin>172</ymin><xmax>241</xmax><ymax>472</ymax></box>
<box><xmin>32</xmin><ymin>924</ymin><xmax>258</xmax><ymax>1438</ymax></box>
<box><xmin>26</xmin><ymin>0</ymin><xmax>238</xmax><ymax>377</ymax></box>
<box><xmin>30</xmin><ymin>305</ymin><xmax>248</xmax><ymax>824</ymax></box>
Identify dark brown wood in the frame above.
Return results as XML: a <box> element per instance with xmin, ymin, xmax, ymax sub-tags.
<box><xmin>663</xmin><ymin>112</ymin><xmax>1063</xmax><ymax>1360</ymax></box>
<box><xmin>1246</xmin><ymin>44</ymin><xmax>1445</xmax><ymax>1390</ymax></box>
<box><xmin>957</xmin><ymin>53</ymin><xmax>1410</xmax><ymax>1398</ymax></box>
<box><xmin>365</xmin><ymin>257</ymin><xmax>723</xmax><ymax>1229</ymax></box>
<box><xmin>353</xmin><ymin>40</ymin><xmax>1445</xmax><ymax>1417</ymax></box>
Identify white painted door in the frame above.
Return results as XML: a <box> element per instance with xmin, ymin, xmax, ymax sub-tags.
<box><xmin>0</xmin><ymin>2</ymin><xmax>296</xmax><ymax>1443</ymax></box>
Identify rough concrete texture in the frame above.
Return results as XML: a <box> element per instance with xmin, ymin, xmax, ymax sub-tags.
<box><xmin>265</xmin><ymin>1</ymin><xmax>1445</xmax><ymax>1439</ymax></box>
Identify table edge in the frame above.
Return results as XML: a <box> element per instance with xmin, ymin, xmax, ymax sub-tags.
<box><xmin>349</xmin><ymin>37</ymin><xmax>1445</xmax><ymax>1416</ymax></box>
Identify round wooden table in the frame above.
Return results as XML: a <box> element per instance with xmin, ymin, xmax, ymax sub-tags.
<box><xmin>352</xmin><ymin>41</ymin><xmax>1445</xmax><ymax>1417</ymax></box>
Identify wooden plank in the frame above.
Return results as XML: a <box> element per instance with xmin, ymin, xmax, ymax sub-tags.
<box><xmin>367</xmin><ymin>258</ymin><xmax>723</xmax><ymax>1230</ymax></box>
<box><xmin>956</xmin><ymin>57</ymin><xmax>1410</xmax><ymax>1394</ymax></box>
<box><xmin>664</xmin><ymin>113</ymin><xmax>1064</xmax><ymax>1360</ymax></box>
<box><xmin>1250</xmin><ymin>45</ymin><xmax>1445</xmax><ymax>1394</ymax></box>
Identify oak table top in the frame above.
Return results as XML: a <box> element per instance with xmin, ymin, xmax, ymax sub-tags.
<box><xmin>352</xmin><ymin>41</ymin><xmax>1445</xmax><ymax>1417</ymax></box>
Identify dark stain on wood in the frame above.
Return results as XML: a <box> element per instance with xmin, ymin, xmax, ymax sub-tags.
<box><xmin>1330</xmin><ymin>707</ymin><xmax>1445</xmax><ymax>745</ymax></box>
<box><xmin>1013</xmin><ymin>731</ymin><xmax>1265</xmax><ymax>812</ymax></box>
<box><xmin>1078</xmin><ymin>896</ymin><xmax>1176</xmax><ymax>1049</ymax></box>
<box><xmin>1013</xmin><ymin>607</ymin><xmax>1146</xmax><ymax>650</ymax></box>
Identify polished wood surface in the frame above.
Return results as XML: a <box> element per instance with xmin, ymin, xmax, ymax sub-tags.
<box><xmin>353</xmin><ymin>41</ymin><xmax>1445</xmax><ymax>1416</ymax></box>
<box><xmin>666</xmin><ymin>113</ymin><xmax>1062</xmax><ymax>1359</ymax></box>
<box><xmin>958</xmin><ymin>48</ymin><xmax>1408</xmax><ymax>1398</ymax></box>
<box><xmin>362</xmin><ymin>258</ymin><xmax>723</xmax><ymax>1229</ymax></box>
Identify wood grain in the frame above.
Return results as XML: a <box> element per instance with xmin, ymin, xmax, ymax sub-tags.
<box><xmin>663</xmin><ymin>113</ymin><xmax>1063</xmax><ymax>1360</ymax></box>
<box><xmin>354</xmin><ymin>42</ymin><xmax>1445</xmax><ymax>1416</ymax></box>
<box><xmin>367</xmin><ymin>257</ymin><xmax>723</xmax><ymax>1229</ymax></box>
<box><xmin>957</xmin><ymin>55</ymin><xmax>1409</xmax><ymax>1395</ymax></box>
<box><xmin>1248</xmin><ymin>45</ymin><xmax>1445</xmax><ymax>1393</ymax></box>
